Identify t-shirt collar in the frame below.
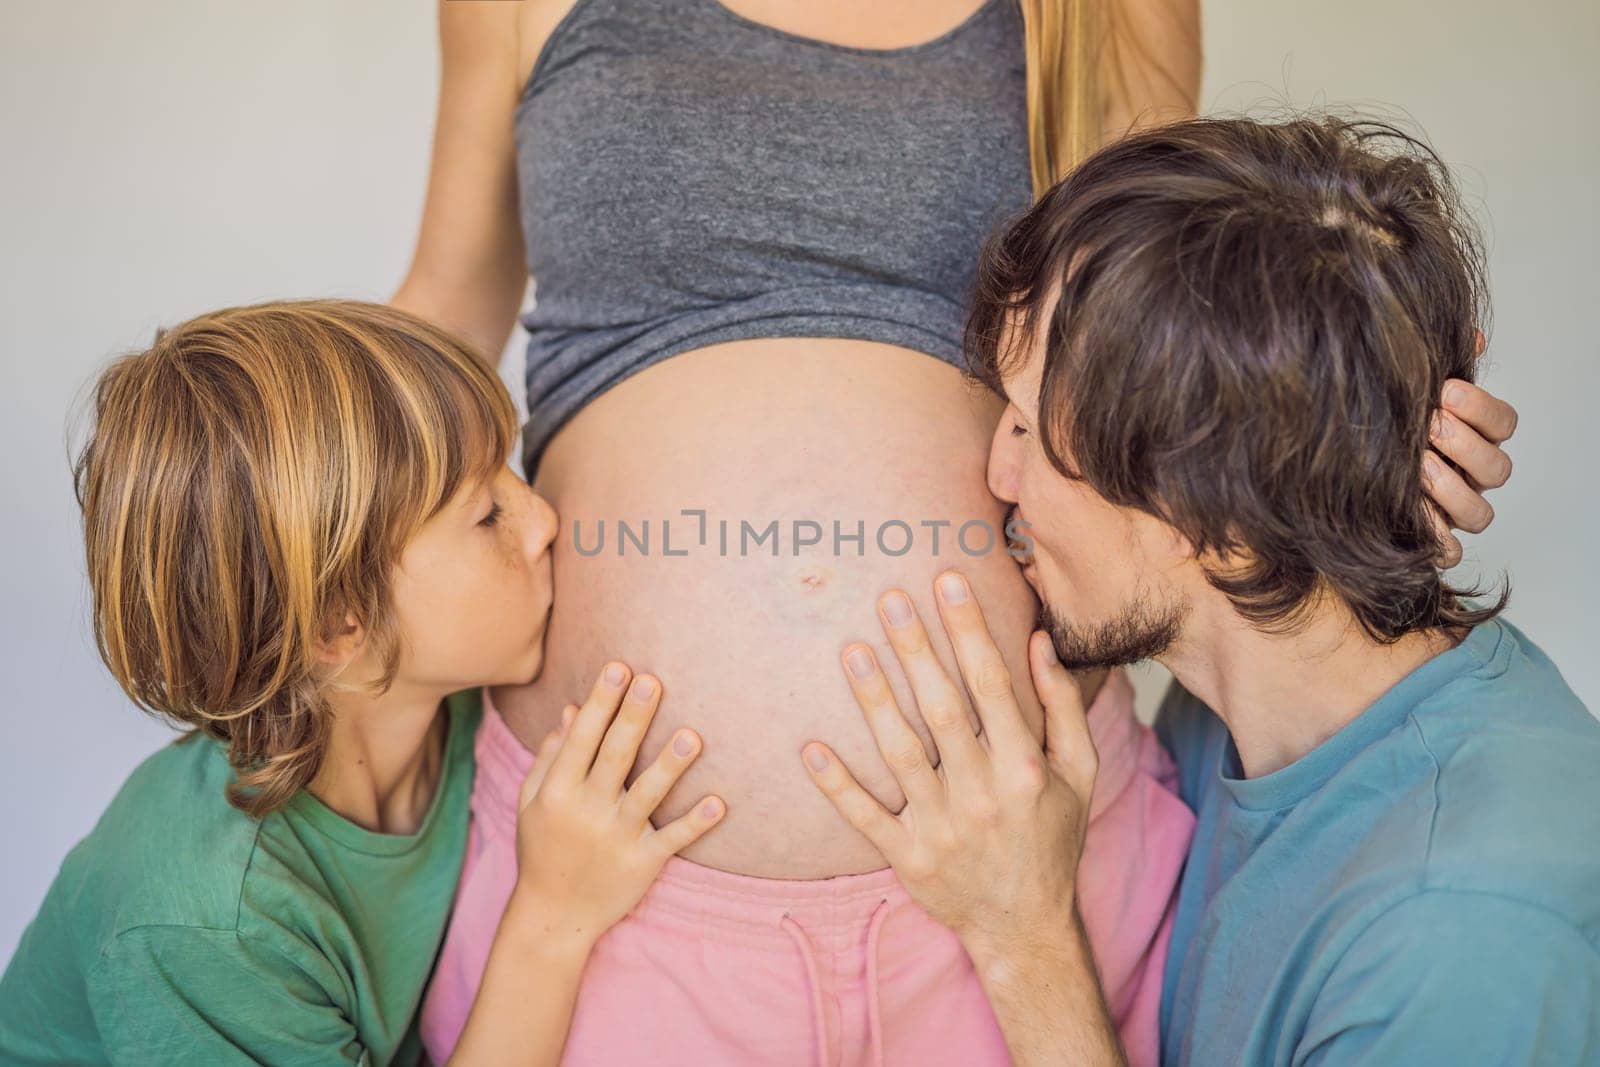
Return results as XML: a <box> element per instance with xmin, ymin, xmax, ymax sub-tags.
<box><xmin>1216</xmin><ymin>621</ymin><xmax>1506</xmax><ymax>812</ymax></box>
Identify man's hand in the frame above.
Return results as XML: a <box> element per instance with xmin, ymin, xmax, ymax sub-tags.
<box><xmin>802</xmin><ymin>570</ymin><xmax>1124</xmax><ymax>1066</ymax></box>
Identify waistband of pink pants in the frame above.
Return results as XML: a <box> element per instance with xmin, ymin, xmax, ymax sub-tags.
<box><xmin>472</xmin><ymin>669</ymin><xmax>1145</xmax><ymax>946</ymax></box>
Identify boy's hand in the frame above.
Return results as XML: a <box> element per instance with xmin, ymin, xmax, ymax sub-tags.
<box><xmin>511</xmin><ymin>663</ymin><xmax>725</xmax><ymax>951</ymax></box>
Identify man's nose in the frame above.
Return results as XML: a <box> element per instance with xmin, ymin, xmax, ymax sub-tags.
<box><xmin>987</xmin><ymin>430</ymin><xmax>1019</xmax><ymax>505</ymax></box>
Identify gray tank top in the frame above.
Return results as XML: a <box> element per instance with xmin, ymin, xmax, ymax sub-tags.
<box><xmin>514</xmin><ymin>0</ymin><xmax>1032</xmax><ymax>473</ymax></box>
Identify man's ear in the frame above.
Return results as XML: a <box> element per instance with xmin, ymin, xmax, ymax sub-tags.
<box><xmin>312</xmin><ymin>609</ymin><xmax>366</xmax><ymax>671</ymax></box>
<box><xmin>1166</xmin><ymin>524</ymin><xmax>1199</xmax><ymax>564</ymax></box>
<box><xmin>1140</xmin><ymin>509</ymin><xmax>1198</xmax><ymax>568</ymax></box>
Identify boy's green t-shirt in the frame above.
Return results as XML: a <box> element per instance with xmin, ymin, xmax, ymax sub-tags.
<box><xmin>0</xmin><ymin>689</ymin><xmax>482</xmax><ymax>1067</ymax></box>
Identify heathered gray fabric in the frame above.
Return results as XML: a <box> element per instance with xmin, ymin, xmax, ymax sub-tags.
<box><xmin>514</xmin><ymin>0</ymin><xmax>1032</xmax><ymax>474</ymax></box>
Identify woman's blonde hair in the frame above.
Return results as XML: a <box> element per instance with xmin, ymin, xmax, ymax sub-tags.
<box><xmin>73</xmin><ymin>299</ymin><xmax>519</xmax><ymax>817</ymax></box>
<box><xmin>1020</xmin><ymin>0</ymin><xmax>1197</xmax><ymax>197</ymax></box>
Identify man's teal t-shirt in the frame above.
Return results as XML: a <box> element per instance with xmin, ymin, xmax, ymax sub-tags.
<box><xmin>1156</xmin><ymin>619</ymin><xmax>1600</xmax><ymax>1066</ymax></box>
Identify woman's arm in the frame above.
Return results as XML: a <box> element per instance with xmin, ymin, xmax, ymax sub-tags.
<box><xmin>450</xmin><ymin>665</ymin><xmax>726</xmax><ymax>1066</ymax></box>
<box><xmin>1101</xmin><ymin>0</ymin><xmax>1202</xmax><ymax>139</ymax></box>
<box><xmin>1098</xmin><ymin>11</ymin><xmax>1517</xmax><ymax>554</ymax></box>
<box><xmin>391</xmin><ymin>0</ymin><xmax>529</xmax><ymax>365</ymax></box>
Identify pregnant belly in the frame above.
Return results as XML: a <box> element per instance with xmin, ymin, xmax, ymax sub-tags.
<box><xmin>492</xmin><ymin>337</ymin><xmax>1043</xmax><ymax>877</ymax></box>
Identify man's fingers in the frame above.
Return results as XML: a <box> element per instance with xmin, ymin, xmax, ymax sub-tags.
<box><xmin>932</xmin><ymin>571</ymin><xmax>1035</xmax><ymax>757</ymax></box>
<box><xmin>547</xmin><ymin>661</ymin><xmax>631</xmax><ymax>787</ymax></box>
<box><xmin>801</xmin><ymin>744</ymin><xmax>908</xmax><ymax>862</ymax></box>
<box><xmin>619</xmin><ymin>728</ymin><xmax>703</xmax><ymax>827</ymax></box>
<box><xmin>589</xmin><ymin>673</ymin><xmax>664</xmax><ymax>797</ymax></box>
<box><xmin>648</xmin><ymin>794</ymin><xmax>726</xmax><ymax>861</ymax></box>
<box><xmin>1431</xmin><ymin>409</ymin><xmax>1513</xmax><ymax>490</ymax></box>
<box><xmin>1030</xmin><ymin>631</ymin><xmax>1095</xmax><ymax>791</ymax></box>
<box><xmin>841</xmin><ymin>643</ymin><xmax>947</xmax><ymax>815</ymax></box>
<box><xmin>1442</xmin><ymin>378</ymin><xmax>1517</xmax><ymax>444</ymax></box>
<box><xmin>1422</xmin><ymin>450</ymin><xmax>1494</xmax><ymax>535</ymax></box>
<box><xmin>876</xmin><ymin>590</ymin><xmax>987</xmax><ymax>788</ymax></box>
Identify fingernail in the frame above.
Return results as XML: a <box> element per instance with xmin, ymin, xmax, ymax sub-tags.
<box><xmin>846</xmin><ymin>647</ymin><xmax>875</xmax><ymax>679</ymax></box>
<box><xmin>1444</xmin><ymin>382</ymin><xmax>1466</xmax><ymax>408</ymax></box>
<box><xmin>882</xmin><ymin>592</ymin><xmax>913</xmax><ymax>627</ymax></box>
<box><xmin>1431</xmin><ymin>412</ymin><xmax>1450</xmax><ymax>439</ymax></box>
<box><xmin>672</xmin><ymin>731</ymin><xmax>696</xmax><ymax>757</ymax></box>
<box><xmin>1424</xmin><ymin>453</ymin><xmax>1443</xmax><ymax>479</ymax></box>
<box><xmin>938</xmin><ymin>573</ymin><xmax>969</xmax><ymax>605</ymax></box>
<box><xmin>804</xmin><ymin>745</ymin><xmax>831</xmax><ymax>772</ymax></box>
<box><xmin>630</xmin><ymin>676</ymin><xmax>656</xmax><ymax>700</ymax></box>
<box><xmin>604</xmin><ymin>663</ymin><xmax>626</xmax><ymax>686</ymax></box>
<box><xmin>700</xmin><ymin>798</ymin><xmax>724</xmax><ymax>819</ymax></box>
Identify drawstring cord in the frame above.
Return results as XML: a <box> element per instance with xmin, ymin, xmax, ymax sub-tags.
<box><xmin>863</xmin><ymin>898</ymin><xmax>894</xmax><ymax>1067</ymax></box>
<box><xmin>782</xmin><ymin>898</ymin><xmax>898</xmax><ymax>1067</ymax></box>
<box><xmin>782</xmin><ymin>913</ymin><xmax>831</xmax><ymax>1067</ymax></box>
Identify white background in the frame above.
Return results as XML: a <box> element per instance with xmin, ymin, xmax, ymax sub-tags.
<box><xmin>2</xmin><ymin>0</ymin><xmax>1596</xmax><ymax>962</ymax></box>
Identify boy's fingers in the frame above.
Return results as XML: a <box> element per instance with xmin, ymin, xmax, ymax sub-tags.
<box><xmin>619</xmin><ymin>728</ymin><xmax>703</xmax><ymax>827</ymax></box>
<box><xmin>1031</xmin><ymin>631</ymin><xmax>1095</xmax><ymax>791</ymax></box>
<box><xmin>589</xmin><ymin>674</ymin><xmax>664</xmax><ymax>797</ymax></box>
<box><xmin>517</xmin><ymin>706</ymin><xmax>576</xmax><ymax>810</ymax></box>
<box><xmin>876</xmin><ymin>591</ymin><xmax>987</xmax><ymax>789</ymax></box>
<box><xmin>933</xmin><ymin>571</ymin><xmax>1034</xmax><ymax>757</ymax></box>
<box><xmin>840</xmin><ymin>643</ymin><xmax>945</xmax><ymax>816</ymax></box>
<box><xmin>649</xmin><ymin>795</ymin><xmax>726</xmax><ymax>860</ymax></box>
<box><xmin>548</xmin><ymin>662</ymin><xmax>631</xmax><ymax>787</ymax></box>
<box><xmin>802</xmin><ymin>743</ymin><xmax>909</xmax><ymax>864</ymax></box>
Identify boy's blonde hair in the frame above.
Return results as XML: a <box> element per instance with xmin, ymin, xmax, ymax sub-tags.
<box><xmin>74</xmin><ymin>299</ymin><xmax>519</xmax><ymax>816</ymax></box>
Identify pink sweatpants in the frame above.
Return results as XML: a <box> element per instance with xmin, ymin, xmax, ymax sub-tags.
<box><xmin>421</xmin><ymin>671</ymin><xmax>1193</xmax><ymax>1066</ymax></box>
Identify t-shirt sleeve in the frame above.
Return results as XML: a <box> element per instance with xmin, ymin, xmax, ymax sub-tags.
<box><xmin>87</xmin><ymin>924</ymin><xmax>369</xmax><ymax>1066</ymax></box>
<box><xmin>1296</xmin><ymin>890</ymin><xmax>1600</xmax><ymax>1066</ymax></box>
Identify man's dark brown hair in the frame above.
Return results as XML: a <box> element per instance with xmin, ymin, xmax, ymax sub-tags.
<box><xmin>967</xmin><ymin>115</ymin><xmax>1506</xmax><ymax>640</ymax></box>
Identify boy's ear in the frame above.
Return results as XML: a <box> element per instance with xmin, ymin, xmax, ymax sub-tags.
<box><xmin>312</xmin><ymin>610</ymin><xmax>366</xmax><ymax>669</ymax></box>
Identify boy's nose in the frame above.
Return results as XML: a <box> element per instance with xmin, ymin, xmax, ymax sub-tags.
<box><xmin>528</xmin><ymin>492</ymin><xmax>558</xmax><ymax>559</ymax></box>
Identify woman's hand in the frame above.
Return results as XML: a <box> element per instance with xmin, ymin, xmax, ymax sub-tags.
<box><xmin>801</xmin><ymin>571</ymin><xmax>1096</xmax><ymax>952</ymax></box>
<box><xmin>512</xmin><ymin>663</ymin><xmax>726</xmax><ymax>951</ymax></box>
<box><xmin>1426</xmin><ymin>372</ymin><xmax>1518</xmax><ymax>566</ymax></box>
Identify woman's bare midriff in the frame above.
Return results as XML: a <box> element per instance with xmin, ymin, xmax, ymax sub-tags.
<box><xmin>491</xmin><ymin>338</ymin><xmax>1044</xmax><ymax>877</ymax></box>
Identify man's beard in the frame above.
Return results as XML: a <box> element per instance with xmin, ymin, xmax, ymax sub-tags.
<box><xmin>1036</xmin><ymin>595</ymin><xmax>1184</xmax><ymax>672</ymax></box>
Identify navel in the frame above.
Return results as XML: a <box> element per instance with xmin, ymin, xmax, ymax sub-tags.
<box><xmin>794</xmin><ymin>565</ymin><xmax>835</xmax><ymax>593</ymax></box>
